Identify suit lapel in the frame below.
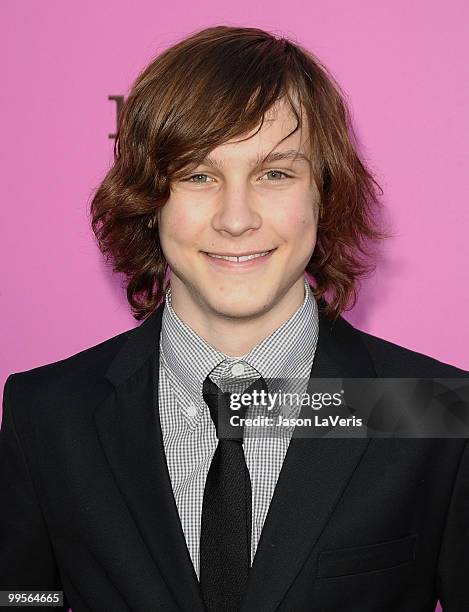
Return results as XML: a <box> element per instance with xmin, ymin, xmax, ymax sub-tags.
<box><xmin>94</xmin><ymin>303</ymin><xmax>206</xmax><ymax>612</ymax></box>
<box><xmin>241</xmin><ymin>305</ymin><xmax>377</xmax><ymax>612</ymax></box>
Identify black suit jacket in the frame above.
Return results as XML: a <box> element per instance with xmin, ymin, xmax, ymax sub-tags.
<box><xmin>1</xmin><ymin>302</ymin><xmax>468</xmax><ymax>612</ymax></box>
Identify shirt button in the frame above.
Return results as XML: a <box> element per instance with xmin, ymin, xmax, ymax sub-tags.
<box><xmin>231</xmin><ymin>362</ymin><xmax>245</xmax><ymax>376</ymax></box>
<box><xmin>187</xmin><ymin>403</ymin><xmax>197</xmax><ymax>417</ymax></box>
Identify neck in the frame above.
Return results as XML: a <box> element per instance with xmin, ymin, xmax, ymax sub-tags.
<box><xmin>169</xmin><ymin>277</ymin><xmax>306</xmax><ymax>357</ymax></box>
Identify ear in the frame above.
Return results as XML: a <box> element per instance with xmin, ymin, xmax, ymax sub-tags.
<box><xmin>314</xmin><ymin>199</ymin><xmax>322</xmax><ymax>224</ymax></box>
<box><xmin>148</xmin><ymin>209</ymin><xmax>161</xmax><ymax>228</ymax></box>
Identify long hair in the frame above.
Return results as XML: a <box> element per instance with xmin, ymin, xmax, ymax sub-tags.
<box><xmin>90</xmin><ymin>25</ymin><xmax>387</xmax><ymax>320</ymax></box>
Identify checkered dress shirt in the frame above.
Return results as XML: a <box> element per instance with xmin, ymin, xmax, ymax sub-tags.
<box><xmin>157</xmin><ymin>277</ymin><xmax>319</xmax><ymax>577</ymax></box>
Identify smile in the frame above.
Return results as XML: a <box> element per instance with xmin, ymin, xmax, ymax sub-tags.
<box><xmin>202</xmin><ymin>248</ymin><xmax>276</xmax><ymax>270</ymax></box>
<box><xmin>205</xmin><ymin>250</ymin><xmax>273</xmax><ymax>262</ymax></box>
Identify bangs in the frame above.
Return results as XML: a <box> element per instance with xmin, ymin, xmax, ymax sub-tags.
<box><xmin>122</xmin><ymin>29</ymin><xmax>307</xmax><ymax>178</ymax></box>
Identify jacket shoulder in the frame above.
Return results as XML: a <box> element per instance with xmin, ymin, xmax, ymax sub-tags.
<box><xmin>4</xmin><ymin>327</ymin><xmax>137</xmax><ymax>411</ymax></box>
<box><xmin>357</xmin><ymin>328</ymin><xmax>468</xmax><ymax>377</ymax></box>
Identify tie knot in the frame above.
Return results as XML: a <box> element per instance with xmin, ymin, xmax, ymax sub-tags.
<box><xmin>202</xmin><ymin>374</ymin><xmax>267</xmax><ymax>441</ymax></box>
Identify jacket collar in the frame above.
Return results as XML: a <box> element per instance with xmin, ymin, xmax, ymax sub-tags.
<box><xmin>106</xmin><ymin>298</ymin><xmax>376</xmax><ymax>388</ymax></box>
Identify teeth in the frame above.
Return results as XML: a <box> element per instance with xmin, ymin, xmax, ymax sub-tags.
<box><xmin>207</xmin><ymin>251</ymin><xmax>271</xmax><ymax>262</ymax></box>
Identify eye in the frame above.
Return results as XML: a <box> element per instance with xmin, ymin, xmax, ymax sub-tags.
<box><xmin>185</xmin><ymin>173</ymin><xmax>214</xmax><ymax>184</ymax></box>
<box><xmin>262</xmin><ymin>170</ymin><xmax>291</xmax><ymax>181</ymax></box>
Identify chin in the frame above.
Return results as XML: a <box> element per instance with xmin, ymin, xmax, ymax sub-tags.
<box><xmin>206</xmin><ymin>293</ymin><xmax>273</xmax><ymax>320</ymax></box>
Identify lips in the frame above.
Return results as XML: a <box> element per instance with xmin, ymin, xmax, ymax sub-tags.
<box><xmin>202</xmin><ymin>248</ymin><xmax>276</xmax><ymax>270</ymax></box>
<box><xmin>205</xmin><ymin>250</ymin><xmax>273</xmax><ymax>262</ymax></box>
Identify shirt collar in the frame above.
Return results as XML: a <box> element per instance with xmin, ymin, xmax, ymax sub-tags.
<box><xmin>160</xmin><ymin>277</ymin><xmax>318</xmax><ymax>426</ymax></box>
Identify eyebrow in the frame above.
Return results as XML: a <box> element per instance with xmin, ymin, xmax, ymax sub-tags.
<box><xmin>201</xmin><ymin>149</ymin><xmax>311</xmax><ymax>169</ymax></box>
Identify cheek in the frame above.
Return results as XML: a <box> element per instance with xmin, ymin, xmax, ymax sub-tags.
<box><xmin>275</xmin><ymin>197</ymin><xmax>318</xmax><ymax>239</ymax></box>
<box><xmin>158</xmin><ymin>197</ymin><xmax>205</xmax><ymax>246</ymax></box>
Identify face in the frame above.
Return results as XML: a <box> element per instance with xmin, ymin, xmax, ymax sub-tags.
<box><xmin>157</xmin><ymin>99</ymin><xmax>320</xmax><ymax>325</ymax></box>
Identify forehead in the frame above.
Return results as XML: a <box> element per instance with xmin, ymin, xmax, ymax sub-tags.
<box><xmin>210</xmin><ymin>98</ymin><xmax>310</xmax><ymax>161</ymax></box>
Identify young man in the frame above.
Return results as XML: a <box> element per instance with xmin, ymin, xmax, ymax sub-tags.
<box><xmin>1</xmin><ymin>26</ymin><xmax>468</xmax><ymax>612</ymax></box>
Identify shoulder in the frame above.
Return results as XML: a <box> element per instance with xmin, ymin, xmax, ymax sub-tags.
<box><xmin>3</xmin><ymin>304</ymin><xmax>165</xmax><ymax>429</ymax></box>
<box><xmin>3</xmin><ymin>326</ymin><xmax>136</xmax><ymax>423</ymax></box>
<box><xmin>355</xmin><ymin>326</ymin><xmax>468</xmax><ymax>377</ymax></box>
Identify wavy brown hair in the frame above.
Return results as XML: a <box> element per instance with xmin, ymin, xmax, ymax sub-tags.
<box><xmin>90</xmin><ymin>25</ymin><xmax>388</xmax><ymax>321</ymax></box>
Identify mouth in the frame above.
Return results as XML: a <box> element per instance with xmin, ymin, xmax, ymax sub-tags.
<box><xmin>202</xmin><ymin>248</ymin><xmax>277</xmax><ymax>269</ymax></box>
<box><xmin>204</xmin><ymin>249</ymin><xmax>275</xmax><ymax>262</ymax></box>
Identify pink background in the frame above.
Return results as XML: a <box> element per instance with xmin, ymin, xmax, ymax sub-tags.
<box><xmin>1</xmin><ymin>2</ymin><xmax>468</xmax><ymax>608</ymax></box>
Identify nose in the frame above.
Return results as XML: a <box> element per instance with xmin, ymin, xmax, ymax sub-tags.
<box><xmin>211</xmin><ymin>181</ymin><xmax>262</xmax><ymax>236</ymax></box>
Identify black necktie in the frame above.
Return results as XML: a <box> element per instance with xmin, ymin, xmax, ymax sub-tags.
<box><xmin>200</xmin><ymin>373</ymin><xmax>267</xmax><ymax>612</ymax></box>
